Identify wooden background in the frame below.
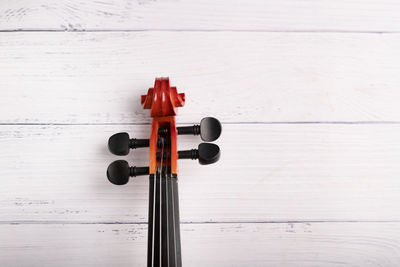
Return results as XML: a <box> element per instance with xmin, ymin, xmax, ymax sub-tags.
<box><xmin>1</xmin><ymin>0</ymin><xmax>400</xmax><ymax>266</ymax></box>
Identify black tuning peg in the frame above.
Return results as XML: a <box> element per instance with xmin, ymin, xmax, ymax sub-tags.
<box><xmin>178</xmin><ymin>143</ymin><xmax>221</xmax><ymax>165</ymax></box>
<box><xmin>108</xmin><ymin>132</ymin><xmax>149</xmax><ymax>156</ymax></box>
<box><xmin>162</xmin><ymin>117</ymin><xmax>221</xmax><ymax>142</ymax></box>
<box><xmin>107</xmin><ymin>160</ymin><xmax>149</xmax><ymax>185</ymax></box>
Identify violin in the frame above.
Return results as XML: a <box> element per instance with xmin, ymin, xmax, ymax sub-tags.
<box><xmin>106</xmin><ymin>77</ymin><xmax>222</xmax><ymax>267</ymax></box>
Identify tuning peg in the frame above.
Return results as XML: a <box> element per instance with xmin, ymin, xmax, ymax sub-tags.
<box><xmin>107</xmin><ymin>160</ymin><xmax>149</xmax><ymax>185</ymax></box>
<box><xmin>159</xmin><ymin>117</ymin><xmax>222</xmax><ymax>142</ymax></box>
<box><xmin>108</xmin><ymin>132</ymin><xmax>149</xmax><ymax>156</ymax></box>
<box><xmin>178</xmin><ymin>143</ymin><xmax>221</xmax><ymax>165</ymax></box>
<box><xmin>178</xmin><ymin>117</ymin><xmax>222</xmax><ymax>142</ymax></box>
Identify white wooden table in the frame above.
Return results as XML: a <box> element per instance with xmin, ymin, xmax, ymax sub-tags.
<box><xmin>1</xmin><ymin>1</ymin><xmax>400</xmax><ymax>266</ymax></box>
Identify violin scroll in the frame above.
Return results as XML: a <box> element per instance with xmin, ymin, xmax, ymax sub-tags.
<box><xmin>141</xmin><ymin>78</ymin><xmax>185</xmax><ymax>117</ymax></box>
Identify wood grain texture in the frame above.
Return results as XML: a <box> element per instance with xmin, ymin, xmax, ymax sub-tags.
<box><xmin>1</xmin><ymin>0</ymin><xmax>400</xmax><ymax>32</ymax></box>
<box><xmin>1</xmin><ymin>32</ymin><xmax>400</xmax><ymax>123</ymax></box>
<box><xmin>1</xmin><ymin>222</ymin><xmax>400</xmax><ymax>266</ymax></box>
<box><xmin>1</xmin><ymin>123</ymin><xmax>399</xmax><ymax>223</ymax></box>
<box><xmin>2</xmin><ymin>1</ymin><xmax>400</xmax><ymax>265</ymax></box>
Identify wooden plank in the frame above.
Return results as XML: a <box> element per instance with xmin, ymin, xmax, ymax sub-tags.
<box><xmin>1</xmin><ymin>0</ymin><xmax>400</xmax><ymax>32</ymax></box>
<box><xmin>1</xmin><ymin>123</ymin><xmax>399</xmax><ymax>223</ymax></box>
<box><xmin>1</xmin><ymin>222</ymin><xmax>400</xmax><ymax>266</ymax></box>
<box><xmin>1</xmin><ymin>32</ymin><xmax>400</xmax><ymax>123</ymax></box>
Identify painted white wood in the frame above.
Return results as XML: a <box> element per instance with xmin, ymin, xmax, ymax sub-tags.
<box><xmin>1</xmin><ymin>0</ymin><xmax>400</xmax><ymax>32</ymax></box>
<box><xmin>2</xmin><ymin>1</ymin><xmax>400</xmax><ymax>265</ymax></box>
<box><xmin>1</xmin><ymin>32</ymin><xmax>400</xmax><ymax>123</ymax></box>
<box><xmin>1</xmin><ymin>222</ymin><xmax>400</xmax><ymax>266</ymax></box>
<box><xmin>1</xmin><ymin>123</ymin><xmax>399</xmax><ymax>223</ymax></box>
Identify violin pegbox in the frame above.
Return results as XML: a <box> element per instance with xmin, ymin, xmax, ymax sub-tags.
<box><xmin>106</xmin><ymin>77</ymin><xmax>222</xmax><ymax>185</ymax></box>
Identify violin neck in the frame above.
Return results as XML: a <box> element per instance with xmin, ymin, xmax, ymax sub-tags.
<box><xmin>147</xmin><ymin>173</ymin><xmax>182</xmax><ymax>267</ymax></box>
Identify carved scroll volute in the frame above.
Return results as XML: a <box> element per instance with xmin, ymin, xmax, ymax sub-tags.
<box><xmin>141</xmin><ymin>77</ymin><xmax>185</xmax><ymax>117</ymax></box>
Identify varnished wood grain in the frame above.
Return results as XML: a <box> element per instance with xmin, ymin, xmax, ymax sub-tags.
<box><xmin>1</xmin><ymin>222</ymin><xmax>400</xmax><ymax>266</ymax></box>
<box><xmin>1</xmin><ymin>32</ymin><xmax>400</xmax><ymax>123</ymax></box>
<box><xmin>1</xmin><ymin>0</ymin><xmax>400</xmax><ymax>32</ymax></box>
<box><xmin>1</xmin><ymin>124</ymin><xmax>399</xmax><ymax>223</ymax></box>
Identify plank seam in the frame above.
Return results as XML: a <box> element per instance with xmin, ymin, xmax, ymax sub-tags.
<box><xmin>1</xmin><ymin>121</ymin><xmax>400</xmax><ymax>126</ymax></box>
<box><xmin>0</xmin><ymin>29</ymin><xmax>399</xmax><ymax>34</ymax></box>
<box><xmin>2</xmin><ymin>220</ymin><xmax>400</xmax><ymax>225</ymax></box>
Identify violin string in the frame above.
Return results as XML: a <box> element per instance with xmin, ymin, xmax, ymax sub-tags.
<box><xmin>171</xmin><ymin>146</ymin><xmax>177</xmax><ymax>265</ymax></box>
<box><xmin>169</xmin><ymin>148</ymin><xmax>176</xmax><ymax>266</ymax></box>
<box><xmin>171</xmin><ymin>177</ymin><xmax>177</xmax><ymax>265</ymax></box>
<box><xmin>159</xmin><ymin>136</ymin><xmax>164</xmax><ymax>266</ymax></box>
<box><xmin>151</xmin><ymin>166</ymin><xmax>156</xmax><ymax>266</ymax></box>
<box><xmin>166</xmin><ymin>139</ymin><xmax>170</xmax><ymax>267</ymax></box>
